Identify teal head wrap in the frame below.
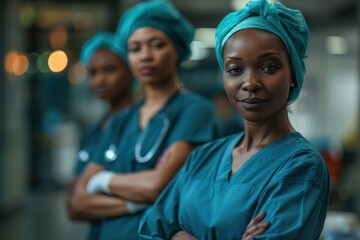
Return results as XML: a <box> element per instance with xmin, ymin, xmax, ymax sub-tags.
<box><xmin>80</xmin><ymin>32</ymin><xmax>126</xmax><ymax>66</ymax></box>
<box><xmin>215</xmin><ymin>0</ymin><xmax>310</xmax><ymax>104</ymax></box>
<box><xmin>116</xmin><ymin>0</ymin><xmax>194</xmax><ymax>63</ymax></box>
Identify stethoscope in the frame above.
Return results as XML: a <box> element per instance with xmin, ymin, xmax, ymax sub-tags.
<box><xmin>104</xmin><ymin>114</ymin><xmax>170</xmax><ymax>163</ymax></box>
<box><xmin>78</xmin><ymin>149</ymin><xmax>90</xmax><ymax>162</ymax></box>
<box><xmin>78</xmin><ymin>115</ymin><xmax>107</xmax><ymax>163</ymax></box>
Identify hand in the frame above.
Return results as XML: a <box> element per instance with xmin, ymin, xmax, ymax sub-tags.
<box><xmin>86</xmin><ymin>171</ymin><xmax>114</xmax><ymax>194</ymax></box>
<box><xmin>242</xmin><ymin>212</ymin><xmax>270</xmax><ymax>240</ymax></box>
<box><xmin>171</xmin><ymin>231</ymin><xmax>197</xmax><ymax>240</ymax></box>
<box><xmin>126</xmin><ymin>201</ymin><xmax>148</xmax><ymax>213</ymax></box>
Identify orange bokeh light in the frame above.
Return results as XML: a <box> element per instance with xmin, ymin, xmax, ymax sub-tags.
<box><xmin>48</xmin><ymin>50</ymin><xmax>68</xmax><ymax>72</ymax></box>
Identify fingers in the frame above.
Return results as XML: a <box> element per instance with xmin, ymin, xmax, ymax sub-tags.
<box><xmin>247</xmin><ymin>212</ymin><xmax>266</xmax><ymax>228</ymax></box>
<box><xmin>242</xmin><ymin>212</ymin><xmax>270</xmax><ymax>240</ymax></box>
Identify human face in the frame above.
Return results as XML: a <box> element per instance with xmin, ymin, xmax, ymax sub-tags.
<box><xmin>88</xmin><ymin>49</ymin><xmax>132</xmax><ymax>103</ymax></box>
<box><xmin>222</xmin><ymin>29</ymin><xmax>292</xmax><ymax>123</ymax></box>
<box><xmin>127</xmin><ymin>27</ymin><xmax>178</xmax><ymax>86</ymax></box>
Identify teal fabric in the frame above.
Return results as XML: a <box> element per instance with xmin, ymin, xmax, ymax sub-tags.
<box><xmin>116</xmin><ymin>0</ymin><xmax>194</xmax><ymax>63</ymax></box>
<box><xmin>89</xmin><ymin>91</ymin><xmax>216</xmax><ymax>240</ymax></box>
<box><xmin>80</xmin><ymin>32</ymin><xmax>126</xmax><ymax>66</ymax></box>
<box><xmin>139</xmin><ymin>132</ymin><xmax>330</xmax><ymax>239</ymax></box>
<box><xmin>74</xmin><ymin>116</ymin><xmax>108</xmax><ymax>240</ymax></box>
<box><xmin>215</xmin><ymin>0</ymin><xmax>310</xmax><ymax>104</ymax></box>
<box><xmin>74</xmin><ymin>115</ymin><xmax>108</xmax><ymax>176</ymax></box>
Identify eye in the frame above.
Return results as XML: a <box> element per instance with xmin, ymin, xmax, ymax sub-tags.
<box><xmin>104</xmin><ymin>65</ymin><xmax>116</xmax><ymax>73</ymax></box>
<box><xmin>151</xmin><ymin>41</ymin><xmax>165</xmax><ymax>49</ymax></box>
<box><xmin>261</xmin><ymin>64</ymin><xmax>279</xmax><ymax>74</ymax></box>
<box><xmin>128</xmin><ymin>45</ymin><xmax>140</xmax><ymax>53</ymax></box>
<box><xmin>226</xmin><ymin>66</ymin><xmax>243</xmax><ymax>76</ymax></box>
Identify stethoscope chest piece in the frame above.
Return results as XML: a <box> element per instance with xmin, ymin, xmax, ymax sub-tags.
<box><xmin>105</xmin><ymin>144</ymin><xmax>117</xmax><ymax>162</ymax></box>
<box><xmin>78</xmin><ymin>150</ymin><xmax>89</xmax><ymax>162</ymax></box>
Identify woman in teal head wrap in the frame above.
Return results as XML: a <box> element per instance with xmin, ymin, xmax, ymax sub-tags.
<box><xmin>139</xmin><ymin>0</ymin><xmax>330</xmax><ymax>239</ymax></box>
<box><xmin>70</xmin><ymin>1</ymin><xmax>216</xmax><ymax>240</ymax></box>
<box><xmin>67</xmin><ymin>32</ymin><xmax>134</xmax><ymax>239</ymax></box>
<box><xmin>116</xmin><ymin>0</ymin><xmax>194</xmax><ymax>64</ymax></box>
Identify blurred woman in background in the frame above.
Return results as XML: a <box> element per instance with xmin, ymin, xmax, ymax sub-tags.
<box><xmin>69</xmin><ymin>0</ymin><xmax>216</xmax><ymax>239</ymax></box>
<box><xmin>67</xmin><ymin>32</ymin><xmax>133</xmax><ymax>237</ymax></box>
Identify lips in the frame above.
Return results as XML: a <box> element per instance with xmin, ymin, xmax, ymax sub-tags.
<box><xmin>94</xmin><ymin>88</ymin><xmax>109</xmax><ymax>98</ymax></box>
<box><xmin>240</xmin><ymin>98</ymin><xmax>267</xmax><ymax>104</ymax></box>
<box><xmin>237</xmin><ymin>97</ymin><xmax>268</xmax><ymax>109</ymax></box>
<box><xmin>139</xmin><ymin>66</ymin><xmax>156</xmax><ymax>75</ymax></box>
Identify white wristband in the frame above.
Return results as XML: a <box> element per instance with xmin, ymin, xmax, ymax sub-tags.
<box><xmin>126</xmin><ymin>201</ymin><xmax>148</xmax><ymax>213</ymax></box>
<box><xmin>86</xmin><ymin>171</ymin><xmax>114</xmax><ymax>194</ymax></box>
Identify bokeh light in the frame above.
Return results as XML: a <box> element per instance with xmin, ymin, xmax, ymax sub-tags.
<box><xmin>68</xmin><ymin>62</ymin><xmax>87</xmax><ymax>84</ymax></box>
<box><xmin>12</xmin><ymin>54</ymin><xmax>29</xmax><ymax>76</ymax></box>
<box><xmin>4</xmin><ymin>51</ymin><xmax>29</xmax><ymax>75</ymax></box>
<box><xmin>49</xmin><ymin>27</ymin><xmax>68</xmax><ymax>50</ymax></box>
<box><xmin>19</xmin><ymin>5</ymin><xmax>36</xmax><ymax>27</ymax></box>
<box><xmin>37</xmin><ymin>51</ymin><xmax>51</xmax><ymax>73</ymax></box>
<box><xmin>4</xmin><ymin>51</ymin><xmax>19</xmax><ymax>73</ymax></box>
<box><xmin>48</xmin><ymin>50</ymin><xmax>68</xmax><ymax>73</ymax></box>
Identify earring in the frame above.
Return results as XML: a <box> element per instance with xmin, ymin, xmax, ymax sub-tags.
<box><xmin>291</xmin><ymin>82</ymin><xmax>295</xmax><ymax>88</ymax></box>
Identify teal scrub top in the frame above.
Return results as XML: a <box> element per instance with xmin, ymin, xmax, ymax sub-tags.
<box><xmin>91</xmin><ymin>90</ymin><xmax>216</xmax><ymax>240</ymax></box>
<box><xmin>73</xmin><ymin>114</ymin><xmax>110</xmax><ymax>240</ymax></box>
<box><xmin>74</xmin><ymin>114</ymin><xmax>108</xmax><ymax>176</ymax></box>
<box><xmin>139</xmin><ymin>132</ymin><xmax>330</xmax><ymax>240</ymax></box>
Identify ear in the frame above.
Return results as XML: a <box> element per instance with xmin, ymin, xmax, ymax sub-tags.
<box><xmin>290</xmin><ymin>75</ymin><xmax>295</xmax><ymax>88</ymax></box>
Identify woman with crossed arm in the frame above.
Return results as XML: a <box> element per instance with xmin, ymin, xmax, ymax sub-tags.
<box><xmin>69</xmin><ymin>1</ymin><xmax>217</xmax><ymax>239</ymax></box>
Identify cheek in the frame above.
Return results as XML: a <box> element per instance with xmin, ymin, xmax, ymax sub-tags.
<box><xmin>223</xmin><ymin>76</ymin><xmax>239</xmax><ymax>96</ymax></box>
<box><xmin>128</xmin><ymin>55</ymin><xmax>138</xmax><ymax>69</ymax></box>
<box><xmin>88</xmin><ymin>78</ymin><xmax>97</xmax><ymax>89</ymax></box>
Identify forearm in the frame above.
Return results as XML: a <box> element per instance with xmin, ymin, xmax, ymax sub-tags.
<box><xmin>109</xmin><ymin>170</ymin><xmax>163</xmax><ymax>203</ymax></box>
<box><xmin>171</xmin><ymin>231</ymin><xmax>197</xmax><ymax>240</ymax></box>
<box><xmin>108</xmin><ymin>141</ymin><xmax>197</xmax><ymax>203</ymax></box>
<box><xmin>70</xmin><ymin>186</ymin><xmax>129</xmax><ymax>220</ymax></box>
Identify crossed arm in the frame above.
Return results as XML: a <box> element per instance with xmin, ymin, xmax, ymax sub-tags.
<box><xmin>68</xmin><ymin>141</ymin><xmax>197</xmax><ymax>221</ymax></box>
<box><xmin>171</xmin><ymin>212</ymin><xmax>270</xmax><ymax>240</ymax></box>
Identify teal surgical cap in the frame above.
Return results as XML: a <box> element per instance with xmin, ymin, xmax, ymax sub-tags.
<box><xmin>215</xmin><ymin>0</ymin><xmax>310</xmax><ymax>104</ymax></box>
<box><xmin>116</xmin><ymin>0</ymin><xmax>194</xmax><ymax>63</ymax></box>
<box><xmin>80</xmin><ymin>32</ymin><xmax>126</xmax><ymax>66</ymax></box>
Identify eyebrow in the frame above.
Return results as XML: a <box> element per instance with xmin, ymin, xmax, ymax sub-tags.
<box><xmin>130</xmin><ymin>36</ymin><xmax>163</xmax><ymax>45</ymax></box>
<box><xmin>257</xmin><ymin>52</ymin><xmax>282</xmax><ymax>59</ymax></box>
<box><xmin>225</xmin><ymin>52</ymin><xmax>282</xmax><ymax>62</ymax></box>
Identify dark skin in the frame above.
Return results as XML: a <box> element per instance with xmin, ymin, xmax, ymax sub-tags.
<box><xmin>67</xmin><ymin>49</ymin><xmax>133</xmax><ymax>221</ymax></box>
<box><xmin>172</xmin><ymin>28</ymin><xmax>294</xmax><ymax>239</ymax></box>
<box><xmin>70</xmin><ymin>28</ymin><xmax>199</xmax><ymax>220</ymax></box>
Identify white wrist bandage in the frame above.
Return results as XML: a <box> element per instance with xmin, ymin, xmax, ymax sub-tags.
<box><xmin>126</xmin><ymin>201</ymin><xmax>148</xmax><ymax>213</ymax></box>
<box><xmin>87</xmin><ymin>171</ymin><xmax>114</xmax><ymax>194</ymax></box>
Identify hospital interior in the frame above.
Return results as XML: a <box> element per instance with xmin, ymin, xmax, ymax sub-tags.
<box><xmin>0</xmin><ymin>0</ymin><xmax>359</xmax><ymax>239</ymax></box>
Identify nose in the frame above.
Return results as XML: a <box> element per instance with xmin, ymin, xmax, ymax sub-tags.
<box><xmin>139</xmin><ymin>46</ymin><xmax>153</xmax><ymax>61</ymax></box>
<box><xmin>242</xmin><ymin>70</ymin><xmax>261</xmax><ymax>93</ymax></box>
<box><xmin>91</xmin><ymin>72</ymin><xmax>106</xmax><ymax>86</ymax></box>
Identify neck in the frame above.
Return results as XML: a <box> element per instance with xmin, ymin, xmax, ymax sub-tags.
<box><xmin>143</xmin><ymin>77</ymin><xmax>180</xmax><ymax>108</ymax></box>
<box><xmin>240</xmin><ymin>108</ymin><xmax>295</xmax><ymax>152</ymax></box>
<box><xmin>109</xmin><ymin>93</ymin><xmax>132</xmax><ymax>116</ymax></box>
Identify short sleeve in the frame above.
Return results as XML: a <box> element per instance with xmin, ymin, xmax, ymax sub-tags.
<box><xmin>73</xmin><ymin>123</ymin><xmax>105</xmax><ymax>176</ymax></box>
<box><xmin>168</xmin><ymin>98</ymin><xmax>216</xmax><ymax>144</ymax></box>
<box><xmin>253</xmin><ymin>153</ymin><xmax>330</xmax><ymax>239</ymax></box>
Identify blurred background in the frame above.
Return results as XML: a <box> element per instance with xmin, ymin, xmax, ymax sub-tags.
<box><xmin>0</xmin><ymin>0</ymin><xmax>359</xmax><ymax>239</ymax></box>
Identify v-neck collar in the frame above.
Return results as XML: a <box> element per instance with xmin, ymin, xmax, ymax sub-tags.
<box><xmin>135</xmin><ymin>90</ymin><xmax>181</xmax><ymax>132</ymax></box>
<box><xmin>218</xmin><ymin>132</ymin><xmax>300</xmax><ymax>184</ymax></box>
